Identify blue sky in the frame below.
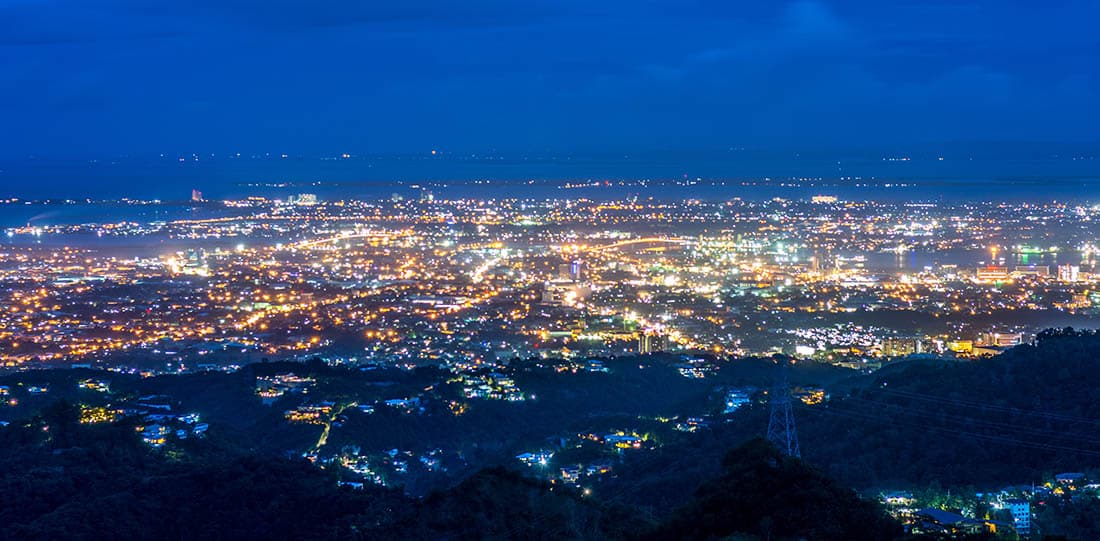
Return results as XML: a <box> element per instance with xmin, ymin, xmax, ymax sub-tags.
<box><xmin>2</xmin><ymin>1</ymin><xmax>1099</xmax><ymax>159</ymax></box>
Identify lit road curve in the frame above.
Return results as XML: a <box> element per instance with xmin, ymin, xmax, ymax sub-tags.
<box><xmin>585</xmin><ymin>237</ymin><xmax>694</xmax><ymax>253</ymax></box>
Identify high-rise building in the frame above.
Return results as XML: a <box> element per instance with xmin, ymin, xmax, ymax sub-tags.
<box><xmin>637</xmin><ymin>332</ymin><xmax>669</xmax><ymax>354</ymax></box>
<box><xmin>191</xmin><ymin>189</ymin><xmax>203</xmax><ymax>202</ymax></box>
<box><xmin>1058</xmin><ymin>264</ymin><xmax>1080</xmax><ymax>283</ymax></box>
<box><xmin>882</xmin><ymin>337</ymin><xmax>922</xmax><ymax>357</ymax></box>
<box><xmin>1005</xmin><ymin>499</ymin><xmax>1030</xmax><ymax>535</ymax></box>
<box><xmin>557</xmin><ymin>261</ymin><xmax>584</xmax><ymax>282</ymax></box>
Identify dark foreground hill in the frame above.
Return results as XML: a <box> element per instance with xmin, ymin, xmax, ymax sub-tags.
<box><xmin>0</xmin><ymin>402</ymin><xmax>897</xmax><ymax>540</ymax></box>
<box><xmin>600</xmin><ymin>328</ymin><xmax>1100</xmax><ymax>514</ymax></box>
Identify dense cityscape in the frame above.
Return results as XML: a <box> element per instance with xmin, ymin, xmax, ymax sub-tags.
<box><xmin>3</xmin><ymin>193</ymin><xmax>1099</xmax><ymax>370</ymax></box>
<box><xmin>5</xmin><ymin>0</ymin><xmax>1100</xmax><ymax>539</ymax></box>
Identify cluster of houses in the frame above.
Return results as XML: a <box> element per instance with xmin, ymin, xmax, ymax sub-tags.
<box><xmin>255</xmin><ymin>373</ymin><xmax>316</xmax><ymax>403</ymax></box>
<box><xmin>58</xmin><ymin>380</ymin><xmax>211</xmax><ymax>448</ymax></box>
<box><xmin>338</xmin><ymin>451</ymin><xmax>386</xmax><ymax>487</ymax></box>
<box><xmin>577</xmin><ymin>430</ymin><xmax>646</xmax><ymax>450</ymax></box>
<box><xmin>515</xmin><ymin>449</ymin><xmax>555</xmax><ymax>467</ymax></box>
<box><xmin>883</xmin><ymin>473</ymin><xmax>1100</xmax><ymax>538</ymax></box>
<box><xmin>77</xmin><ymin>378</ymin><xmax>111</xmax><ymax>393</ymax></box>
<box><xmin>284</xmin><ymin>396</ymin><xmax>425</xmax><ymax>425</ymax></box>
<box><xmin>674</xmin><ymin>416</ymin><xmax>711</xmax><ymax>433</ymax></box>
<box><xmin>515</xmin><ymin>429</ymin><xmax>654</xmax><ymax>489</ymax></box>
<box><xmin>328</xmin><ymin>446</ymin><xmax>453</xmax><ymax>489</ymax></box>
<box><xmin>460</xmin><ymin>372</ymin><xmax>526</xmax><ymax>401</ymax></box>
<box><xmin>559</xmin><ymin>461</ymin><xmax>614</xmax><ymax>485</ymax></box>
<box><xmin>721</xmin><ymin>385</ymin><xmax>826</xmax><ymax>412</ymax></box>
<box><xmin>793</xmin><ymin>385</ymin><xmax>828</xmax><ymax>405</ymax></box>
<box><xmin>284</xmin><ymin>402</ymin><xmax>333</xmax><ymax>424</ymax></box>
<box><xmin>675</xmin><ymin>357</ymin><xmax>715</xmax><ymax>379</ymax></box>
<box><xmin>724</xmin><ymin>387</ymin><xmax>756</xmax><ymax>413</ymax></box>
<box><xmin>133</xmin><ymin>404</ymin><xmax>209</xmax><ymax>447</ymax></box>
<box><xmin>381</xmin><ymin>397</ymin><xmax>423</xmax><ymax>413</ymax></box>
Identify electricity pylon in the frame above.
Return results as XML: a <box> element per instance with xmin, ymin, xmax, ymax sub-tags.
<box><xmin>767</xmin><ymin>360</ymin><xmax>801</xmax><ymax>458</ymax></box>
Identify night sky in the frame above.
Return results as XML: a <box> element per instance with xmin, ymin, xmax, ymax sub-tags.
<box><xmin>2</xmin><ymin>1</ymin><xmax>1099</xmax><ymax>159</ymax></box>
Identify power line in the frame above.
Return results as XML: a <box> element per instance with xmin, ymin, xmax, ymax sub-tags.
<box><xmin>837</xmin><ymin>395</ymin><xmax>1100</xmax><ymax>446</ymax></box>
<box><xmin>803</xmin><ymin>405</ymin><xmax>1100</xmax><ymax>458</ymax></box>
<box><xmin>876</xmin><ymin>388</ymin><xmax>1100</xmax><ymax>426</ymax></box>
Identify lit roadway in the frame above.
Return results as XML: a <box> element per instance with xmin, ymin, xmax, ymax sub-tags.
<box><xmin>587</xmin><ymin>237</ymin><xmax>693</xmax><ymax>253</ymax></box>
<box><xmin>289</xmin><ymin>232</ymin><xmax>410</xmax><ymax>249</ymax></box>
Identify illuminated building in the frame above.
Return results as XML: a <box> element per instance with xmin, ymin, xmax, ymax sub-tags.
<box><xmin>1058</xmin><ymin>264</ymin><xmax>1080</xmax><ymax>282</ymax></box>
<box><xmin>882</xmin><ymin>337</ymin><xmax>922</xmax><ymax>357</ymax></box>
<box><xmin>975</xmin><ymin>266</ymin><xmax>1009</xmax><ymax>282</ymax></box>
<box><xmin>638</xmin><ymin>332</ymin><xmax>668</xmax><ymax>354</ymax></box>
<box><xmin>1004</xmin><ymin>499</ymin><xmax>1030</xmax><ymax>535</ymax></box>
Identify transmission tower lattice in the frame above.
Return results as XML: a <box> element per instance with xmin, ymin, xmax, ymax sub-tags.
<box><xmin>767</xmin><ymin>361</ymin><xmax>801</xmax><ymax>458</ymax></box>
